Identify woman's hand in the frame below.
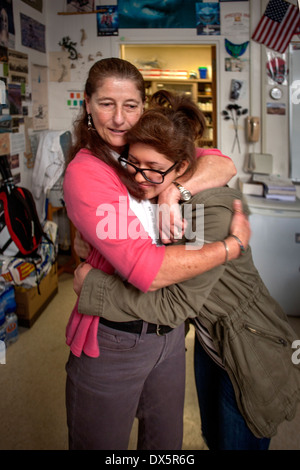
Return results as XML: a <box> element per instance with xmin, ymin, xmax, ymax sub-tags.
<box><xmin>157</xmin><ymin>184</ymin><xmax>186</xmax><ymax>244</ymax></box>
<box><xmin>229</xmin><ymin>199</ymin><xmax>251</xmax><ymax>250</ymax></box>
<box><xmin>74</xmin><ymin>230</ymin><xmax>92</xmax><ymax>259</ymax></box>
<box><xmin>73</xmin><ymin>262</ymin><xmax>93</xmax><ymax>296</ymax></box>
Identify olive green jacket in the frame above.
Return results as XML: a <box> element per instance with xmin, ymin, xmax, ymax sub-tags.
<box><xmin>78</xmin><ymin>187</ymin><xmax>300</xmax><ymax>438</ymax></box>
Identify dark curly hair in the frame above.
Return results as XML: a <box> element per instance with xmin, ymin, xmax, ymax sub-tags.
<box><xmin>126</xmin><ymin>89</ymin><xmax>206</xmax><ymax>179</ymax></box>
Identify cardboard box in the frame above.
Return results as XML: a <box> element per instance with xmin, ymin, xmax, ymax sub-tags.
<box><xmin>14</xmin><ymin>263</ymin><xmax>58</xmax><ymax>328</ymax></box>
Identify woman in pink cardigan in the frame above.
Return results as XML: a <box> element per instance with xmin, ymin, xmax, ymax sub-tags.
<box><xmin>63</xmin><ymin>58</ymin><xmax>250</xmax><ymax>450</ymax></box>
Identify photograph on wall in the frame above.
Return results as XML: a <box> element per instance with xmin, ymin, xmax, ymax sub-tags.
<box><xmin>66</xmin><ymin>0</ymin><xmax>94</xmax><ymax>13</ymax></box>
<box><xmin>0</xmin><ymin>132</ymin><xmax>10</xmax><ymax>154</ymax></box>
<box><xmin>97</xmin><ymin>5</ymin><xmax>118</xmax><ymax>36</ymax></box>
<box><xmin>118</xmin><ymin>0</ymin><xmax>197</xmax><ymax>28</ymax></box>
<box><xmin>21</xmin><ymin>0</ymin><xmax>43</xmax><ymax>13</ymax></box>
<box><xmin>267</xmin><ymin>102</ymin><xmax>286</xmax><ymax>115</ymax></box>
<box><xmin>196</xmin><ymin>2</ymin><xmax>220</xmax><ymax>35</ymax></box>
<box><xmin>229</xmin><ymin>78</ymin><xmax>244</xmax><ymax>101</ymax></box>
<box><xmin>266</xmin><ymin>52</ymin><xmax>288</xmax><ymax>86</ymax></box>
<box><xmin>0</xmin><ymin>0</ymin><xmax>15</xmax><ymax>49</ymax></box>
<box><xmin>8</xmin><ymin>153</ymin><xmax>19</xmax><ymax>170</ymax></box>
<box><xmin>8</xmin><ymin>83</ymin><xmax>22</xmax><ymax>115</ymax></box>
<box><xmin>220</xmin><ymin>1</ymin><xmax>250</xmax><ymax>37</ymax></box>
<box><xmin>225</xmin><ymin>57</ymin><xmax>248</xmax><ymax>72</ymax></box>
<box><xmin>20</xmin><ymin>13</ymin><xmax>46</xmax><ymax>53</ymax></box>
<box><xmin>8</xmin><ymin>50</ymin><xmax>28</xmax><ymax>85</ymax></box>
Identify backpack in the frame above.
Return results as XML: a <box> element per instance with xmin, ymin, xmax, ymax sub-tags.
<box><xmin>0</xmin><ymin>155</ymin><xmax>46</xmax><ymax>259</ymax></box>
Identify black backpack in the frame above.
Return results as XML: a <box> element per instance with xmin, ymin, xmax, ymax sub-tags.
<box><xmin>0</xmin><ymin>155</ymin><xmax>46</xmax><ymax>259</ymax></box>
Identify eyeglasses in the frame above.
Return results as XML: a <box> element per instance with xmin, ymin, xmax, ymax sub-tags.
<box><xmin>118</xmin><ymin>156</ymin><xmax>179</xmax><ymax>184</ymax></box>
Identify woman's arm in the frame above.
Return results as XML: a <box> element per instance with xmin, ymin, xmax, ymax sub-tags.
<box><xmin>66</xmin><ymin>152</ymin><xmax>249</xmax><ymax>293</ymax></box>
<box><xmin>158</xmin><ymin>150</ymin><xmax>236</xmax><ymax>243</ymax></box>
<box><xmin>76</xmin><ymin>191</ymin><xmax>249</xmax><ymax>324</ymax></box>
<box><xmin>150</xmin><ymin>199</ymin><xmax>249</xmax><ymax>291</ymax></box>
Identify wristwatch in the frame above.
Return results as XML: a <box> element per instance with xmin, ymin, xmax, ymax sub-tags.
<box><xmin>172</xmin><ymin>181</ymin><xmax>192</xmax><ymax>202</ymax></box>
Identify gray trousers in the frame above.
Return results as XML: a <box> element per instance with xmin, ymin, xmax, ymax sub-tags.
<box><xmin>65</xmin><ymin>321</ymin><xmax>186</xmax><ymax>450</ymax></box>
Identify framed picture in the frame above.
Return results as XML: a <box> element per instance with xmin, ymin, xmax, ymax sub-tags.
<box><xmin>66</xmin><ymin>0</ymin><xmax>95</xmax><ymax>13</ymax></box>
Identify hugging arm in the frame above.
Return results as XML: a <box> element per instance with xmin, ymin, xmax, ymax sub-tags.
<box><xmin>77</xmin><ymin>192</ymin><xmax>241</xmax><ymax>326</ymax></box>
<box><xmin>158</xmin><ymin>151</ymin><xmax>236</xmax><ymax>243</ymax></box>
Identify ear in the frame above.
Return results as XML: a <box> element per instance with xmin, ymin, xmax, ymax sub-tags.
<box><xmin>84</xmin><ymin>93</ymin><xmax>90</xmax><ymax>114</ymax></box>
<box><xmin>176</xmin><ymin>160</ymin><xmax>190</xmax><ymax>178</ymax></box>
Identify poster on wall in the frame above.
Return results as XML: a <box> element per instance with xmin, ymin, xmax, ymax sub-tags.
<box><xmin>49</xmin><ymin>51</ymin><xmax>71</xmax><ymax>82</ymax></box>
<box><xmin>196</xmin><ymin>2</ymin><xmax>220</xmax><ymax>35</ymax></box>
<box><xmin>8</xmin><ymin>83</ymin><xmax>22</xmax><ymax>115</ymax></box>
<box><xmin>97</xmin><ymin>5</ymin><xmax>118</xmax><ymax>36</ymax></box>
<box><xmin>0</xmin><ymin>0</ymin><xmax>15</xmax><ymax>49</ymax></box>
<box><xmin>266</xmin><ymin>51</ymin><xmax>288</xmax><ymax>86</ymax></box>
<box><xmin>220</xmin><ymin>1</ymin><xmax>250</xmax><ymax>37</ymax></box>
<box><xmin>67</xmin><ymin>89</ymin><xmax>84</xmax><ymax>111</ymax></box>
<box><xmin>20</xmin><ymin>13</ymin><xmax>46</xmax><ymax>53</ymax></box>
<box><xmin>66</xmin><ymin>0</ymin><xmax>94</xmax><ymax>13</ymax></box>
<box><xmin>21</xmin><ymin>0</ymin><xmax>43</xmax><ymax>13</ymax></box>
<box><xmin>31</xmin><ymin>64</ymin><xmax>48</xmax><ymax>131</ymax></box>
<box><xmin>118</xmin><ymin>0</ymin><xmax>197</xmax><ymax>28</ymax></box>
<box><xmin>8</xmin><ymin>50</ymin><xmax>28</xmax><ymax>85</ymax></box>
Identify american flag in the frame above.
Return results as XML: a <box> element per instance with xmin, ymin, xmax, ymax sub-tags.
<box><xmin>252</xmin><ymin>0</ymin><xmax>300</xmax><ymax>53</ymax></box>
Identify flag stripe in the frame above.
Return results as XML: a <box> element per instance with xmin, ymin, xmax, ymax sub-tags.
<box><xmin>252</xmin><ymin>0</ymin><xmax>300</xmax><ymax>53</ymax></box>
<box><xmin>268</xmin><ymin>7</ymin><xmax>297</xmax><ymax>49</ymax></box>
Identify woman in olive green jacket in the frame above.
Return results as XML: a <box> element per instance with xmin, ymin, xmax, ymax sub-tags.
<box><xmin>74</xmin><ymin>91</ymin><xmax>300</xmax><ymax>449</ymax></box>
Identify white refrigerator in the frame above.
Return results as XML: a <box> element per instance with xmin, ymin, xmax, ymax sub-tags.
<box><xmin>246</xmin><ymin>196</ymin><xmax>300</xmax><ymax>317</ymax></box>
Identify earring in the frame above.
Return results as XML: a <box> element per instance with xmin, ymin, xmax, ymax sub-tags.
<box><xmin>87</xmin><ymin>113</ymin><xmax>93</xmax><ymax>131</ymax></box>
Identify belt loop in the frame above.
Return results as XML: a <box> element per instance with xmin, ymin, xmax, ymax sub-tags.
<box><xmin>141</xmin><ymin>321</ymin><xmax>148</xmax><ymax>338</ymax></box>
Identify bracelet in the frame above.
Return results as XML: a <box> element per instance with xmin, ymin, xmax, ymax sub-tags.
<box><xmin>229</xmin><ymin>234</ymin><xmax>246</xmax><ymax>255</ymax></box>
<box><xmin>221</xmin><ymin>240</ymin><xmax>229</xmax><ymax>264</ymax></box>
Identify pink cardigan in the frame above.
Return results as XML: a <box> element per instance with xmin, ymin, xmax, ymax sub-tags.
<box><xmin>63</xmin><ymin>147</ymin><xmax>228</xmax><ymax>357</ymax></box>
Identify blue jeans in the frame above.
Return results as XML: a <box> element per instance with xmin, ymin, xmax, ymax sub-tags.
<box><xmin>194</xmin><ymin>335</ymin><xmax>271</xmax><ymax>450</ymax></box>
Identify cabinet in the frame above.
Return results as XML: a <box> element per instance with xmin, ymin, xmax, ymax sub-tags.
<box><xmin>144</xmin><ymin>78</ymin><xmax>217</xmax><ymax>148</ymax></box>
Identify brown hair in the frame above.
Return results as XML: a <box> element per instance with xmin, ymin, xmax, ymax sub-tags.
<box><xmin>126</xmin><ymin>90</ymin><xmax>206</xmax><ymax>178</ymax></box>
<box><xmin>68</xmin><ymin>58</ymin><xmax>146</xmax><ymax>199</ymax></box>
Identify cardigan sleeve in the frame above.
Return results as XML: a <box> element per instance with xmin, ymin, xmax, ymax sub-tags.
<box><xmin>78</xmin><ymin>188</ymin><xmax>240</xmax><ymax>326</ymax></box>
<box><xmin>63</xmin><ymin>150</ymin><xmax>165</xmax><ymax>292</ymax></box>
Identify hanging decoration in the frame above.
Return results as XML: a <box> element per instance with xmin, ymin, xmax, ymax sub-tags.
<box><xmin>225</xmin><ymin>39</ymin><xmax>249</xmax><ymax>58</ymax></box>
<box><xmin>222</xmin><ymin>104</ymin><xmax>248</xmax><ymax>153</ymax></box>
<box><xmin>58</xmin><ymin>36</ymin><xmax>78</xmax><ymax>60</ymax></box>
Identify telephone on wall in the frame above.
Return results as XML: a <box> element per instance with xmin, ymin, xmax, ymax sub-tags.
<box><xmin>246</xmin><ymin>116</ymin><xmax>260</xmax><ymax>142</ymax></box>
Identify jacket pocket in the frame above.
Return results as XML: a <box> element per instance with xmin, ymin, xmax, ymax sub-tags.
<box><xmin>244</xmin><ymin>323</ymin><xmax>288</xmax><ymax>347</ymax></box>
<box><xmin>229</xmin><ymin>320</ymin><xmax>292</xmax><ymax>405</ymax></box>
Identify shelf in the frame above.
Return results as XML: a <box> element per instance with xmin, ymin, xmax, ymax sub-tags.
<box><xmin>57</xmin><ymin>11</ymin><xmax>98</xmax><ymax>15</ymax></box>
<box><xmin>198</xmin><ymin>94</ymin><xmax>212</xmax><ymax>98</ymax></box>
<box><xmin>141</xmin><ymin>76</ymin><xmax>216</xmax><ymax>147</ymax></box>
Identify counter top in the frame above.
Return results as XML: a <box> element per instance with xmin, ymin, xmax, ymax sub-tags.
<box><xmin>245</xmin><ymin>195</ymin><xmax>300</xmax><ymax>213</ymax></box>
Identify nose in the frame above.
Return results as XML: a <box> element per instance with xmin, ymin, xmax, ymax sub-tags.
<box><xmin>112</xmin><ymin>105</ymin><xmax>125</xmax><ymax>125</ymax></box>
<box><xmin>134</xmin><ymin>169</ymin><xmax>147</xmax><ymax>184</ymax></box>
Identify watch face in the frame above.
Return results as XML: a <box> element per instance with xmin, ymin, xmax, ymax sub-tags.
<box><xmin>181</xmin><ymin>190</ymin><xmax>192</xmax><ymax>201</ymax></box>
